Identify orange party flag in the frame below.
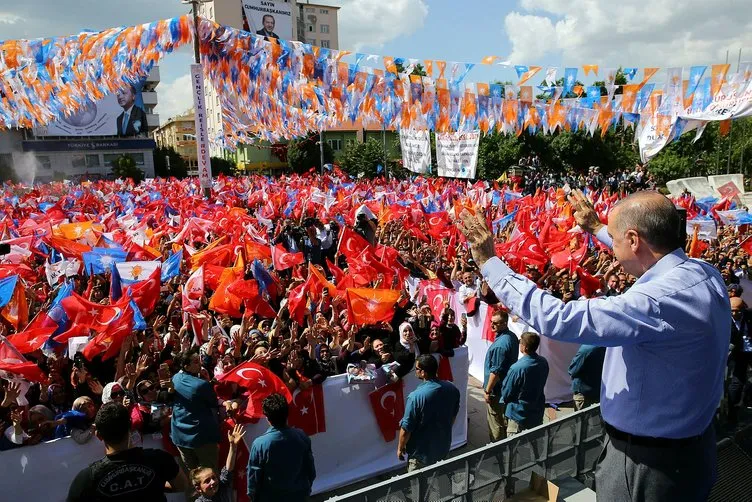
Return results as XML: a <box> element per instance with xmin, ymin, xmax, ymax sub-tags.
<box><xmin>346</xmin><ymin>288</ymin><xmax>401</xmax><ymax>326</ymax></box>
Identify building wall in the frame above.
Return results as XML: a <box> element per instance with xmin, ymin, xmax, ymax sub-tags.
<box><xmin>300</xmin><ymin>3</ymin><xmax>339</xmax><ymax>49</ymax></box>
<box><xmin>153</xmin><ymin>116</ymin><xmax>198</xmax><ymax>171</ymax></box>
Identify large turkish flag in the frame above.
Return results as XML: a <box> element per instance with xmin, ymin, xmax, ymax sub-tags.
<box><xmin>368</xmin><ymin>380</ymin><xmax>405</xmax><ymax>442</ymax></box>
<box><xmin>288</xmin><ymin>384</ymin><xmax>326</xmax><ymax>436</ymax></box>
<box><xmin>220</xmin><ymin>361</ymin><xmax>292</xmax><ymax>419</ymax></box>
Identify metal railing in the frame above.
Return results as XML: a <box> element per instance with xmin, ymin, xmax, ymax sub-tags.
<box><xmin>327</xmin><ymin>405</ymin><xmax>605</xmax><ymax>502</ymax></box>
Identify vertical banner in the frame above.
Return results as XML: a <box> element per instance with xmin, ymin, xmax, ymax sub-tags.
<box><xmin>399</xmin><ymin>129</ymin><xmax>431</xmax><ymax>174</ymax></box>
<box><xmin>190</xmin><ymin>64</ymin><xmax>212</xmax><ymax>189</ymax></box>
<box><xmin>242</xmin><ymin>0</ymin><xmax>293</xmax><ymax>40</ymax></box>
<box><xmin>435</xmin><ymin>130</ymin><xmax>480</xmax><ymax>179</ymax></box>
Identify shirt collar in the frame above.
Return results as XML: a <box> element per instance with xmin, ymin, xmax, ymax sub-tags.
<box><xmin>633</xmin><ymin>248</ymin><xmax>688</xmax><ymax>287</ymax></box>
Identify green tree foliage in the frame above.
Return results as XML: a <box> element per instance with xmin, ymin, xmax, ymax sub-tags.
<box><xmin>153</xmin><ymin>146</ymin><xmax>188</xmax><ymax>179</ymax></box>
<box><xmin>286</xmin><ymin>133</ymin><xmax>334</xmax><ymax>173</ymax></box>
<box><xmin>339</xmin><ymin>138</ymin><xmax>388</xmax><ymax>178</ymax></box>
<box><xmin>395</xmin><ymin>62</ymin><xmax>427</xmax><ymax>77</ymax></box>
<box><xmin>210</xmin><ymin>157</ymin><xmax>237</xmax><ymax>176</ymax></box>
<box><xmin>110</xmin><ymin>154</ymin><xmax>144</xmax><ymax>183</ymax></box>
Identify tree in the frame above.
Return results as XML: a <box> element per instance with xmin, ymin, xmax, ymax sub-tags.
<box><xmin>477</xmin><ymin>133</ymin><xmax>523</xmax><ymax>180</ymax></box>
<box><xmin>286</xmin><ymin>133</ymin><xmax>333</xmax><ymax>173</ymax></box>
<box><xmin>110</xmin><ymin>154</ymin><xmax>144</xmax><ymax>183</ymax></box>
<box><xmin>210</xmin><ymin>157</ymin><xmax>237</xmax><ymax>176</ymax></box>
<box><xmin>395</xmin><ymin>62</ymin><xmax>427</xmax><ymax>77</ymax></box>
<box><xmin>153</xmin><ymin>146</ymin><xmax>187</xmax><ymax>179</ymax></box>
<box><xmin>339</xmin><ymin>138</ymin><xmax>387</xmax><ymax>178</ymax></box>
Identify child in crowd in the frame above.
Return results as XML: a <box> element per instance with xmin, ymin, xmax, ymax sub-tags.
<box><xmin>191</xmin><ymin>424</ymin><xmax>245</xmax><ymax>502</ymax></box>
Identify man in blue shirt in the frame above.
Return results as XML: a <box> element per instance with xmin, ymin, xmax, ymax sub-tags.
<box><xmin>482</xmin><ymin>310</ymin><xmax>519</xmax><ymax>441</ymax></box>
<box><xmin>501</xmin><ymin>333</ymin><xmax>549</xmax><ymax>435</ymax></box>
<box><xmin>171</xmin><ymin>348</ymin><xmax>221</xmax><ymax>473</ymax></box>
<box><xmin>568</xmin><ymin>344</ymin><xmax>606</xmax><ymax>410</ymax></box>
<box><xmin>459</xmin><ymin>190</ymin><xmax>730</xmax><ymax>501</ymax></box>
<box><xmin>247</xmin><ymin>393</ymin><xmax>316</xmax><ymax>502</ymax></box>
<box><xmin>398</xmin><ymin>354</ymin><xmax>461</xmax><ymax>471</ymax></box>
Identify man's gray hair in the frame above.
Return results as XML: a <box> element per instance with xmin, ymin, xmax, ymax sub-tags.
<box><xmin>613</xmin><ymin>191</ymin><xmax>681</xmax><ymax>253</ymax></box>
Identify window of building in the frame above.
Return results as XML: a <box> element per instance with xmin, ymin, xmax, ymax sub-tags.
<box><xmin>71</xmin><ymin>155</ymin><xmax>86</xmax><ymax>168</ymax></box>
<box><xmin>306</xmin><ymin>7</ymin><xmax>314</xmax><ymax>12</ymax></box>
<box><xmin>308</xmin><ymin>25</ymin><xmax>314</xmax><ymax>32</ymax></box>
<box><xmin>85</xmin><ymin>154</ymin><xmax>101</xmax><ymax>167</ymax></box>
<box><xmin>320</xmin><ymin>24</ymin><xmax>329</xmax><ymax>34</ymax></box>
<box><xmin>320</xmin><ymin>39</ymin><xmax>330</xmax><ymax>48</ymax></box>
<box><xmin>103</xmin><ymin>154</ymin><xmax>121</xmax><ymax>167</ymax></box>
<box><xmin>131</xmin><ymin>153</ymin><xmax>145</xmax><ymax>166</ymax></box>
<box><xmin>308</xmin><ymin>39</ymin><xmax>316</xmax><ymax>46</ymax></box>
<box><xmin>327</xmin><ymin>139</ymin><xmax>342</xmax><ymax>151</ymax></box>
<box><xmin>320</xmin><ymin>8</ymin><xmax>329</xmax><ymax>14</ymax></box>
<box><xmin>36</xmin><ymin>155</ymin><xmax>51</xmax><ymax>170</ymax></box>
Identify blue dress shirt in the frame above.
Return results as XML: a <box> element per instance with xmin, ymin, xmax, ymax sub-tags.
<box><xmin>482</xmin><ymin>239</ymin><xmax>730</xmax><ymax>439</ymax></box>
<box><xmin>483</xmin><ymin>329</ymin><xmax>519</xmax><ymax>398</ymax></box>
<box><xmin>501</xmin><ymin>354</ymin><xmax>549</xmax><ymax>428</ymax></box>
<box><xmin>247</xmin><ymin>426</ymin><xmax>315</xmax><ymax>502</ymax></box>
<box><xmin>400</xmin><ymin>379</ymin><xmax>461</xmax><ymax>465</ymax></box>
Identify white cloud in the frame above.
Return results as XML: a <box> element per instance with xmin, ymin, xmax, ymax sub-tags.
<box><xmin>0</xmin><ymin>12</ymin><xmax>23</xmax><ymax>25</ymax></box>
<box><xmin>504</xmin><ymin>0</ymin><xmax>752</xmax><ymax>68</ymax></box>
<box><xmin>335</xmin><ymin>0</ymin><xmax>429</xmax><ymax>52</ymax></box>
<box><xmin>155</xmin><ymin>74</ymin><xmax>193</xmax><ymax>125</ymax></box>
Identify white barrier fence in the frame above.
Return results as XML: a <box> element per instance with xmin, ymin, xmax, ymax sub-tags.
<box><xmin>0</xmin><ymin>348</ymin><xmax>469</xmax><ymax>500</ymax></box>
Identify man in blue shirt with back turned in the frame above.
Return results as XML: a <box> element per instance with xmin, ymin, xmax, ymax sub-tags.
<box><xmin>459</xmin><ymin>190</ymin><xmax>730</xmax><ymax>502</ymax></box>
<box><xmin>247</xmin><ymin>393</ymin><xmax>316</xmax><ymax>502</ymax></box>
<box><xmin>482</xmin><ymin>309</ymin><xmax>519</xmax><ymax>441</ymax></box>
<box><xmin>501</xmin><ymin>332</ymin><xmax>549</xmax><ymax>436</ymax></box>
<box><xmin>398</xmin><ymin>354</ymin><xmax>460</xmax><ymax>472</ymax></box>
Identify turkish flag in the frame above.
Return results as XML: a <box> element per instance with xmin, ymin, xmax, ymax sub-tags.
<box><xmin>127</xmin><ymin>266</ymin><xmax>161</xmax><ymax>317</ymax></box>
<box><xmin>288</xmin><ymin>384</ymin><xmax>327</xmax><ymax>436</ymax></box>
<box><xmin>338</xmin><ymin>227</ymin><xmax>371</xmax><ymax>258</ymax></box>
<box><xmin>368</xmin><ymin>380</ymin><xmax>405</xmax><ymax>442</ymax></box>
<box><xmin>45</xmin><ymin>236</ymin><xmax>92</xmax><ymax>259</ymax></box>
<box><xmin>61</xmin><ymin>293</ymin><xmax>131</xmax><ymax>333</ymax></box>
<box><xmin>245</xmin><ymin>295</ymin><xmax>277</xmax><ymax>319</ymax></box>
<box><xmin>287</xmin><ymin>280</ymin><xmax>310</xmax><ymax>324</ymax></box>
<box><xmin>227</xmin><ymin>278</ymin><xmax>260</xmax><ymax>299</ymax></box>
<box><xmin>576</xmin><ymin>266</ymin><xmax>602</xmax><ymax>297</ymax></box>
<box><xmin>482</xmin><ymin>305</ymin><xmax>498</xmax><ymax>342</ymax></box>
<box><xmin>346</xmin><ymin>288</ymin><xmax>401</xmax><ymax>326</ymax></box>
<box><xmin>426</xmin><ymin>287</ymin><xmax>452</xmax><ymax>322</ymax></box>
<box><xmin>6</xmin><ymin>327</ymin><xmax>56</xmax><ymax>354</ymax></box>
<box><xmin>220</xmin><ymin>362</ymin><xmax>292</xmax><ymax>418</ymax></box>
<box><xmin>740</xmin><ymin>237</ymin><xmax>752</xmax><ymax>256</ymax></box>
<box><xmin>183</xmin><ymin>265</ymin><xmax>204</xmax><ymax>314</ymax></box>
<box><xmin>326</xmin><ymin>258</ymin><xmax>345</xmax><ymax>284</ymax></box>
<box><xmin>53</xmin><ymin>323</ymin><xmax>91</xmax><ymax>344</ymax></box>
<box><xmin>271</xmin><ymin>244</ymin><xmax>304</xmax><ymax>271</ymax></box>
<box><xmin>82</xmin><ymin>304</ymin><xmax>135</xmax><ymax>361</ymax></box>
<box><xmin>203</xmin><ymin>264</ymin><xmax>226</xmax><ymax>291</ymax></box>
<box><xmin>0</xmin><ymin>336</ymin><xmax>46</xmax><ymax>382</ymax></box>
<box><xmin>438</xmin><ymin>355</ymin><xmax>454</xmax><ymax>381</ymax></box>
<box><xmin>307</xmin><ymin>263</ymin><xmax>337</xmax><ymax>301</ymax></box>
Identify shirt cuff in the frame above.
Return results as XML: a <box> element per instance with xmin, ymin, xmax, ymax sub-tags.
<box><xmin>480</xmin><ymin>256</ymin><xmax>514</xmax><ymax>282</ymax></box>
<box><xmin>595</xmin><ymin>226</ymin><xmax>613</xmax><ymax>249</ymax></box>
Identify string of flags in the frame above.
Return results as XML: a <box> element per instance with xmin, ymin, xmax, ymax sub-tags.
<box><xmin>1</xmin><ymin>14</ymin><xmax>752</xmax><ymax>163</ymax></box>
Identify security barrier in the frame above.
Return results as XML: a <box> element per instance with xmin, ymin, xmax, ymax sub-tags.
<box><xmin>327</xmin><ymin>404</ymin><xmax>605</xmax><ymax>501</ymax></box>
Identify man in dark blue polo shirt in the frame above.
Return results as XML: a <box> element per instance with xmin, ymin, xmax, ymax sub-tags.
<box><xmin>483</xmin><ymin>309</ymin><xmax>519</xmax><ymax>441</ymax></box>
<box><xmin>398</xmin><ymin>354</ymin><xmax>461</xmax><ymax>471</ymax></box>
<box><xmin>501</xmin><ymin>332</ymin><xmax>549</xmax><ymax>436</ymax></box>
<box><xmin>247</xmin><ymin>393</ymin><xmax>316</xmax><ymax>502</ymax></box>
<box><xmin>568</xmin><ymin>344</ymin><xmax>606</xmax><ymax>410</ymax></box>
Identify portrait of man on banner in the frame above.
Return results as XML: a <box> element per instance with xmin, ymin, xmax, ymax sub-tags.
<box><xmin>115</xmin><ymin>83</ymin><xmax>148</xmax><ymax>137</ymax></box>
<box><xmin>256</xmin><ymin>14</ymin><xmax>279</xmax><ymax>39</ymax></box>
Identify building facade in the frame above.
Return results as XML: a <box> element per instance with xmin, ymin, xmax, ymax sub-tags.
<box><xmin>152</xmin><ymin>111</ymin><xmax>198</xmax><ymax>175</ymax></box>
<box><xmin>0</xmin><ymin>66</ymin><xmax>161</xmax><ymax>183</ymax></box>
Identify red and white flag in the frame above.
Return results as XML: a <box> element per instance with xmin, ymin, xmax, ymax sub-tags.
<box><xmin>220</xmin><ymin>361</ymin><xmax>292</xmax><ymax>419</ymax></box>
<box><xmin>271</xmin><ymin>244</ymin><xmax>304</xmax><ymax>271</ymax></box>
<box><xmin>288</xmin><ymin>384</ymin><xmax>327</xmax><ymax>436</ymax></box>
<box><xmin>368</xmin><ymin>380</ymin><xmax>405</xmax><ymax>442</ymax></box>
<box><xmin>183</xmin><ymin>265</ymin><xmax>204</xmax><ymax>314</ymax></box>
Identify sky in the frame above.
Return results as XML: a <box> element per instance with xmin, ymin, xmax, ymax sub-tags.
<box><xmin>2</xmin><ymin>0</ymin><xmax>751</xmax><ymax>125</ymax></box>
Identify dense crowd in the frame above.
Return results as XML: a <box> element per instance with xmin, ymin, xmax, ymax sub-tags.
<box><xmin>0</xmin><ymin>166</ymin><xmax>748</xmax><ymax>500</ymax></box>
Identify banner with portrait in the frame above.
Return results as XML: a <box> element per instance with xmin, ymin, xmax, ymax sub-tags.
<box><xmin>399</xmin><ymin>129</ymin><xmax>431</xmax><ymax>174</ymax></box>
<box><xmin>34</xmin><ymin>80</ymin><xmax>148</xmax><ymax>137</ymax></box>
<box><xmin>435</xmin><ymin>130</ymin><xmax>480</xmax><ymax>179</ymax></box>
<box><xmin>241</xmin><ymin>0</ymin><xmax>293</xmax><ymax>41</ymax></box>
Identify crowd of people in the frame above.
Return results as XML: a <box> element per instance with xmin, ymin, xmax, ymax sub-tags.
<box><xmin>0</xmin><ymin>166</ymin><xmax>748</xmax><ymax>501</ymax></box>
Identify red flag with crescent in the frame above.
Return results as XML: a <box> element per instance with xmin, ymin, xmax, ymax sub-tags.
<box><xmin>271</xmin><ymin>244</ymin><xmax>305</xmax><ymax>271</ymax></box>
<box><xmin>219</xmin><ymin>361</ymin><xmax>292</xmax><ymax>419</ymax></box>
<box><xmin>288</xmin><ymin>384</ymin><xmax>327</xmax><ymax>436</ymax></box>
<box><xmin>368</xmin><ymin>380</ymin><xmax>405</xmax><ymax>442</ymax></box>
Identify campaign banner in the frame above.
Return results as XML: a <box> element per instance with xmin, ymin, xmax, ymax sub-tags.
<box><xmin>242</xmin><ymin>0</ymin><xmax>293</xmax><ymax>40</ymax></box>
<box><xmin>399</xmin><ymin>129</ymin><xmax>431</xmax><ymax>174</ymax></box>
<box><xmin>34</xmin><ymin>82</ymin><xmax>148</xmax><ymax>137</ymax></box>
<box><xmin>680</xmin><ymin>77</ymin><xmax>752</xmax><ymax>122</ymax></box>
<box><xmin>190</xmin><ymin>64</ymin><xmax>213</xmax><ymax>188</ymax></box>
<box><xmin>435</xmin><ymin>130</ymin><xmax>480</xmax><ymax>179</ymax></box>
